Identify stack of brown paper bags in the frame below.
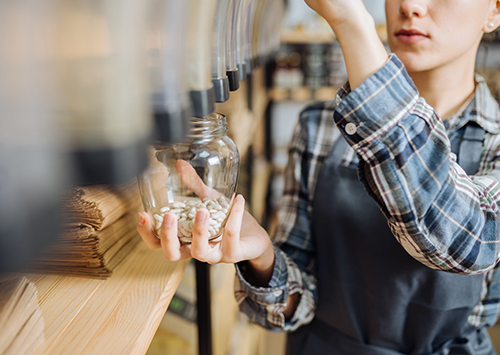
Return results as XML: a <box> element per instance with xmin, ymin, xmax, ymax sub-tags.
<box><xmin>0</xmin><ymin>276</ymin><xmax>44</xmax><ymax>355</ymax></box>
<box><xmin>26</xmin><ymin>181</ymin><xmax>143</xmax><ymax>279</ymax></box>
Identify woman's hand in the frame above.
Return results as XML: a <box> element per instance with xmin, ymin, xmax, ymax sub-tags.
<box><xmin>173</xmin><ymin>160</ymin><xmax>221</xmax><ymax>199</ymax></box>
<box><xmin>304</xmin><ymin>0</ymin><xmax>367</xmax><ymax>27</ymax></box>
<box><xmin>137</xmin><ymin>195</ymin><xmax>275</xmax><ymax>285</ymax></box>
<box><xmin>136</xmin><ymin>159</ymin><xmax>276</xmax><ymax>283</ymax></box>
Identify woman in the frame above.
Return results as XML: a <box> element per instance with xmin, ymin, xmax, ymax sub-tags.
<box><xmin>138</xmin><ymin>0</ymin><xmax>500</xmax><ymax>353</ymax></box>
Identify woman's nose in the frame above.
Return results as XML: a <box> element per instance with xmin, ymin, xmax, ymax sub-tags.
<box><xmin>398</xmin><ymin>0</ymin><xmax>428</xmax><ymax>18</ymax></box>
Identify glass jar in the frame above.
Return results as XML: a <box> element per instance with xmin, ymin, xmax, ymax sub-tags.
<box><xmin>138</xmin><ymin>112</ymin><xmax>240</xmax><ymax>243</ymax></box>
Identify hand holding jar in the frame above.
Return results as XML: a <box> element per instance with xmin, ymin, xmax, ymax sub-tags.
<box><xmin>136</xmin><ymin>160</ymin><xmax>274</xmax><ymax>276</ymax></box>
<box><xmin>136</xmin><ymin>113</ymin><xmax>275</xmax><ymax>282</ymax></box>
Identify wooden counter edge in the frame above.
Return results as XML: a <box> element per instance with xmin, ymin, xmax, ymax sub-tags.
<box><xmin>27</xmin><ymin>241</ymin><xmax>189</xmax><ymax>355</ymax></box>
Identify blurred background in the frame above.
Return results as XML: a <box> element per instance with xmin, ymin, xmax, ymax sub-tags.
<box><xmin>1</xmin><ymin>0</ymin><xmax>499</xmax><ymax>354</ymax></box>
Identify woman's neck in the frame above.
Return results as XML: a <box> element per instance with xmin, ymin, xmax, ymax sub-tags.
<box><xmin>409</xmin><ymin>64</ymin><xmax>476</xmax><ymax>121</ymax></box>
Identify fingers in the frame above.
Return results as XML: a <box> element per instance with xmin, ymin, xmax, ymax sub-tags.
<box><xmin>190</xmin><ymin>208</ymin><xmax>213</xmax><ymax>261</ymax></box>
<box><xmin>221</xmin><ymin>195</ymin><xmax>245</xmax><ymax>258</ymax></box>
<box><xmin>158</xmin><ymin>213</ymin><xmax>185</xmax><ymax>261</ymax></box>
<box><xmin>138</xmin><ymin>212</ymin><xmax>191</xmax><ymax>261</ymax></box>
<box><xmin>137</xmin><ymin>212</ymin><xmax>161</xmax><ymax>249</ymax></box>
<box><xmin>174</xmin><ymin>160</ymin><xmax>220</xmax><ymax>199</ymax></box>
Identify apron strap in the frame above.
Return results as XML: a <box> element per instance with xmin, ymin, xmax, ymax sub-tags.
<box><xmin>458</xmin><ymin>122</ymin><xmax>486</xmax><ymax>175</ymax></box>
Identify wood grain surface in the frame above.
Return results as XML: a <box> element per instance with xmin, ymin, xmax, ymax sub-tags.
<box><xmin>27</xmin><ymin>241</ymin><xmax>188</xmax><ymax>355</ymax></box>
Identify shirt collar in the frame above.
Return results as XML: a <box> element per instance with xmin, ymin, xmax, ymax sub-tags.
<box><xmin>445</xmin><ymin>73</ymin><xmax>500</xmax><ymax>134</ymax></box>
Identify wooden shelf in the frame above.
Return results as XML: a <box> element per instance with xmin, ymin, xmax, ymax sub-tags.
<box><xmin>21</xmin><ymin>241</ymin><xmax>189</xmax><ymax>355</ymax></box>
<box><xmin>280</xmin><ymin>25</ymin><xmax>388</xmax><ymax>44</ymax></box>
<box><xmin>280</xmin><ymin>29</ymin><xmax>336</xmax><ymax>44</ymax></box>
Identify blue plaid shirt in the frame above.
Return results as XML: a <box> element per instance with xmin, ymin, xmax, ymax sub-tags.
<box><xmin>235</xmin><ymin>54</ymin><xmax>500</xmax><ymax>332</ymax></box>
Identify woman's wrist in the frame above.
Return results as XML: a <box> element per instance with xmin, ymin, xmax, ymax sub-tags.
<box><xmin>244</xmin><ymin>238</ymin><xmax>276</xmax><ymax>287</ymax></box>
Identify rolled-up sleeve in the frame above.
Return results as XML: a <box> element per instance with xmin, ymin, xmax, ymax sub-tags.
<box><xmin>234</xmin><ymin>241</ymin><xmax>316</xmax><ymax>331</ymax></box>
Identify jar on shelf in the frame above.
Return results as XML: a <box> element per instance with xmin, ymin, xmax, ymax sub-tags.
<box><xmin>138</xmin><ymin>112</ymin><xmax>240</xmax><ymax>243</ymax></box>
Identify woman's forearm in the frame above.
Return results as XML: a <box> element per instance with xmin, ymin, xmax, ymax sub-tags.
<box><xmin>330</xmin><ymin>9</ymin><xmax>389</xmax><ymax>89</ymax></box>
<box><xmin>305</xmin><ymin>0</ymin><xmax>389</xmax><ymax>89</ymax></box>
<box><xmin>335</xmin><ymin>19</ymin><xmax>389</xmax><ymax>88</ymax></box>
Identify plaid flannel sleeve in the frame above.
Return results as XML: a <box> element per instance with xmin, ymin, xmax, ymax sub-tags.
<box><xmin>334</xmin><ymin>54</ymin><xmax>500</xmax><ymax>274</ymax></box>
<box><xmin>234</xmin><ymin>242</ymin><xmax>316</xmax><ymax>331</ymax></box>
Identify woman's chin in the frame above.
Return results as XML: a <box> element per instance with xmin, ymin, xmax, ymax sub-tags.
<box><xmin>392</xmin><ymin>51</ymin><xmax>431</xmax><ymax>74</ymax></box>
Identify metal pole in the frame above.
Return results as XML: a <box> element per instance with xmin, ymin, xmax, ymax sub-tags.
<box><xmin>195</xmin><ymin>260</ymin><xmax>212</xmax><ymax>355</ymax></box>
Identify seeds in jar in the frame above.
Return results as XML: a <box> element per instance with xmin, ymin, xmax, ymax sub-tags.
<box><xmin>153</xmin><ymin>196</ymin><xmax>230</xmax><ymax>243</ymax></box>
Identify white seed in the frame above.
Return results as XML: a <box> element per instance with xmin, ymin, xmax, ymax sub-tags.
<box><xmin>155</xmin><ymin>197</ymin><xmax>234</xmax><ymax>243</ymax></box>
<box><xmin>219</xmin><ymin>198</ymin><xmax>229</xmax><ymax>208</ymax></box>
<box><xmin>179</xmin><ymin>224</ymin><xmax>190</xmax><ymax>237</ymax></box>
<box><xmin>179</xmin><ymin>236</ymin><xmax>190</xmax><ymax>243</ymax></box>
<box><xmin>211</xmin><ymin>211</ymin><xmax>225</xmax><ymax>220</ymax></box>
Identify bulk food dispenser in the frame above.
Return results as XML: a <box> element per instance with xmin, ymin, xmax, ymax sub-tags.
<box><xmin>236</xmin><ymin>0</ymin><xmax>250</xmax><ymax>81</ymax></box>
<box><xmin>212</xmin><ymin>0</ymin><xmax>232</xmax><ymax>103</ymax></box>
<box><xmin>244</xmin><ymin>0</ymin><xmax>258</xmax><ymax>74</ymax></box>
<box><xmin>146</xmin><ymin>0</ymin><xmax>193</xmax><ymax>142</ymax></box>
<box><xmin>257</xmin><ymin>0</ymin><xmax>285</xmax><ymax>65</ymax></box>
<box><xmin>225</xmin><ymin>0</ymin><xmax>240</xmax><ymax>91</ymax></box>
<box><xmin>187</xmin><ymin>0</ymin><xmax>218</xmax><ymax>118</ymax></box>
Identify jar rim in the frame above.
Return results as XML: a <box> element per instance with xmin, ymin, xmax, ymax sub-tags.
<box><xmin>153</xmin><ymin>112</ymin><xmax>228</xmax><ymax>147</ymax></box>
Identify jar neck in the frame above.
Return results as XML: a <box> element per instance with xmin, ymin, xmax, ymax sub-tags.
<box><xmin>153</xmin><ymin>112</ymin><xmax>227</xmax><ymax>147</ymax></box>
<box><xmin>187</xmin><ymin>112</ymin><xmax>227</xmax><ymax>143</ymax></box>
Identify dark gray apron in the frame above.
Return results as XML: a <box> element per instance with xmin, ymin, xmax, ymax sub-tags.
<box><xmin>286</xmin><ymin>123</ymin><xmax>496</xmax><ymax>355</ymax></box>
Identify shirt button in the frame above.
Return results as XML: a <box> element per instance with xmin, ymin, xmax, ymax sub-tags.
<box><xmin>272</xmin><ymin>290</ymin><xmax>283</xmax><ymax>297</ymax></box>
<box><xmin>345</xmin><ymin>122</ymin><xmax>357</xmax><ymax>135</ymax></box>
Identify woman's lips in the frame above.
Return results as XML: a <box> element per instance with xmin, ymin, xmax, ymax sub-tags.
<box><xmin>396</xmin><ymin>29</ymin><xmax>429</xmax><ymax>44</ymax></box>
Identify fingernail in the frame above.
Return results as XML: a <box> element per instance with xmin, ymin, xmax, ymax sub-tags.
<box><xmin>196</xmin><ymin>210</ymin><xmax>206</xmax><ymax>223</ymax></box>
<box><xmin>236</xmin><ymin>195</ymin><xmax>244</xmax><ymax>203</ymax></box>
<box><xmin>164</xmin><ymin>214</ymin><xmax>173</xmax><ymax>227</ymax></box>
<box><xmin>138</xmin><ymin>212</ymin><xmax>145</xmax><ymax>225</ymax></box>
